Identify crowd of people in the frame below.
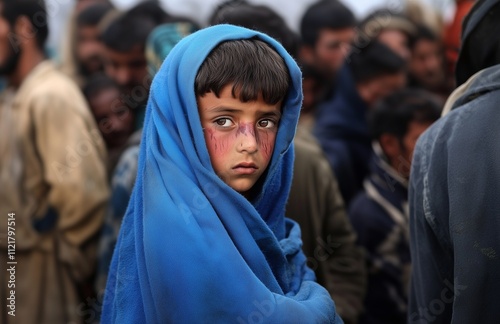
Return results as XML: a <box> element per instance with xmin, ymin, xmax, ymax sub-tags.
<box><xmin>2</xmin><ymin>0</ymin><xmax>499</xmax><ymax>323</ymax></box>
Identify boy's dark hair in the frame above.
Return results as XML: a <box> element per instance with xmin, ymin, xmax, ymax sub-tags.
<box><xmin>209</xmin><ymin>3</ymin><xmax>300</xmax><ymax>58</ymax></box>
<box><xmin>300</xmin><ymin>0</ymin><xmax>356</xmax><ymax>47</ymax></box>
<box><xmin>2</xmin><ymin>0</ymin><xmax>48</xmax><ymax>49</ymax></box>
<box><xmin>101</xmin><ymin>1</ymin><xmax>168</xmax><ymax>52</ymax></box>
<box><xmin>77</xmin><ymin>2</ymin><xmax>114</xmax><ymax>27</ymax></box>
<box><xmin>195</xmin><ymin>38</ymin><xmax>290</xmax><ymax>105</ymax></box>
<box><xmin>348</xmin><ymin>40</ymin><xmax>406</xmax><ymax>84</ymax></box>
<box><xmin>369</xmin><ymin>88</ymin><xmax>441</xmax><ymax>140</ymax></box>
<box><xmin>83</xmin><ymin>73</ymin><xmax>119</xmax><ymax>101</ymax></box>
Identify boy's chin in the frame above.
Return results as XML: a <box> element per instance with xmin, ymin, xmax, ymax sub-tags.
<box><xmin>228</xmin><ymin>179</ymin><xmax>258</xmax><ymax>197</ymax></box>
<box><xmin>232</xmin><ymin>183</ymin><xmax>255</xmax><ymax>195</ymax></box>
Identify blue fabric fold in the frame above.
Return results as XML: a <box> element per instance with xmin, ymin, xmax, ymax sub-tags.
<box><xmin>101</xmin><ymin>24</ymin><xmax>340</xmax><ymax>323</ymax></box>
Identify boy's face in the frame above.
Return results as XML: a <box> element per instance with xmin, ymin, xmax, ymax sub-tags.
<box><xmin>198</xmin><ymin>84</ymin><xmax>282</xmax><ymax>194</ymax></box>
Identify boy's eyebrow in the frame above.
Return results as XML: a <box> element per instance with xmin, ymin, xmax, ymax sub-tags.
<box><xmin>206</xmin><ymin>106</ymin><xmax>282</xmax><ymax>119</ymax></box>
<box><xmin>260</xmin><ymin>110</ymin><xmax>282</xmax><ymax>119</ymax></box>
<box><xmin>207</xmin><ymin>106</ymin><xmax>242</xmax><ymax>114</ymax></box>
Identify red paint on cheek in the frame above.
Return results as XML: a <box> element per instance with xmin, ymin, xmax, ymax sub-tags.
<box><xmin>258</xmin><ymin>130</ymin><xmax>275</xmax><ymax>162</ymax></box>
<box><xmin>204</xmin><ymin>127</ymin><xmax>232</xmax><ymax>156</ymax></box>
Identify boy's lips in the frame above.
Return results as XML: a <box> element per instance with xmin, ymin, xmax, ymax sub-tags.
<box><xmin>232</xmin><ymin>162</ymin><xmax>258</xmax><ymax>175</ymax></box>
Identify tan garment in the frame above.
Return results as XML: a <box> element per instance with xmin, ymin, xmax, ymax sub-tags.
<box><xmin>287</xmin><ymin>128</ymin><xmax>367</xmax><ymax>324</ymax></box>
<box><xmin>0</xmin><ymin>61</ymin><xmax>109</xmax><ymax>324</ymax></box>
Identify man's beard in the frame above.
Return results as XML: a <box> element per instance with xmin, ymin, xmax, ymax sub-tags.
<box><xmin>0</xmin><ymin>44</ymin><xmax>21</xmax><ymax>77</ymax></box>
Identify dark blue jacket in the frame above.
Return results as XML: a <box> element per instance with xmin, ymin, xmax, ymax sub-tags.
<box><xmin>314</xmin><ymin>66</ymin><xmax>372</xmax><ymax>206</ymax></box>
<box><xmin>349</xmin><ymin>146</ymin><xmax>410</xmax><ymax>324</ymax></box>
<box><xmin>409</xmin><ymin>64</ymin><xmax>500</xmax><ymax>323</ymax></box>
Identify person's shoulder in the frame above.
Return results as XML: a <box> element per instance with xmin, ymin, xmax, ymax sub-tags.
<box><xmin>413</xmin><ymin>68</ymin><xmax>500</xmax><ymax>187</ymax></box>
<box><xmin>33</xmin><ymin>62</ymin><xmax>83</xmax><ymax>96</ymax></box>
<box><xmin>23</xmin><ymin>61</ymin><xmax>90</xmax><ymax>114</ymax></box>
<box><xmin>21</xmin><ymin>61</ymin><xmax>80</xmax><ymax>97</ymax></box>
<box><xmin>420</xmin><ymin>82</ymin><xmax>500</xmax><ymax>152</ymax></box>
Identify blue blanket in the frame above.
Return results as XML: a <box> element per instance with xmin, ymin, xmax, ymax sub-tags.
<box><xmin>101</xmin><ymin>24</ymin><xmax>340</xmax><ymax>323</ymax></box>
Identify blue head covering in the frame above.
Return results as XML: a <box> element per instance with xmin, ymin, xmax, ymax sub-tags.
<box><xmin>101</xmin><ymin>24</ymin><xmax>340</xmax><ymax>323</ymax></box>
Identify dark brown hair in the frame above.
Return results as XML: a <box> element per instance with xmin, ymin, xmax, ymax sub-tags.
<box><xmin>195</xmin><ymin>38</ymin><xmax>290</xmax><ymax>105</ymax></box>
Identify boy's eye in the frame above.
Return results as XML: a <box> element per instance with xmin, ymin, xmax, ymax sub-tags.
<box><xmin>214</xmin><ymin>118</ymin><xmax>233</xmax><ymax>127</ymax></box>
<box><xmin>258</xmin><ymin>119</ymin><xmax>276</xmax><ymax>129</ymax></box>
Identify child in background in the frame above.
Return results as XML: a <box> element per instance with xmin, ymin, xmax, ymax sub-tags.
<box><xmin>84</xmin><ymin>74</ymin><xmax>135</xmax><ymax>174</ymax></box>
<box><xmin>101</xmin><ymin>24</ymin><xmax>341</xmax><ymax>323</ymax></box>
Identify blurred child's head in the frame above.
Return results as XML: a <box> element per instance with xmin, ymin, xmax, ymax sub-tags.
<box><xmin>195</xmin><ymin>38</ymin><xmax>290</xmax><ymax>195</ymax></box>
<box><xmin>369</xmin><ymin>88</ymin><xmax>441</xmax><ymax>177</ymax></box>
<box><xmin>209</xmin><ymin>2</ymin><xmax>300</xmax><ymax>58</ymax></box>
<box><xmin>84</xmin><ymin>74</ymin><xmax>135</xmax><ymax>150</ymax></box>
<box><xmin>300</xmin><ymin>0</ymin><xmax>356</xmax><ymax>80</ymax></box>
<box><xmin>101</xmin><ymin>1</ymin><xmax>169</xmax><ymax>98</ymax></box>
<box><xmin>348</xmin><ymin>40</ymin><xmax>407</xmax><ymax>107</ymax></box>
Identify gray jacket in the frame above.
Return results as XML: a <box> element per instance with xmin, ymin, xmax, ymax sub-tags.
<box><xmin>409</xmin><ymin>64</ymin><xmax>500</xmax><ymax>323</ymax></box>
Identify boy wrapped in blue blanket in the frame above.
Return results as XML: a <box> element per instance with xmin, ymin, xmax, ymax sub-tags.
<box><xmin>101</xmin><ymin>24</ymin><xmax>342</xmax><ymax>323</ymax></box>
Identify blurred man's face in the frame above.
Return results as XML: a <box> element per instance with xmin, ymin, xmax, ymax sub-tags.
<box><xmin>310</xmin><ymin>27</ymin><xmax>355</xmax><ymax>79</ymax></box>
<box><xmin>358</xmin><ymin>72</ymin><xmax>407</xmax><ymax>107</ymax></box>
<box><xmin>103</xmin><ymin>44</ymin><xmax>148</xmax><ymax>100</ymax></box>
<box><xmin>410</xmin><ymin>39</ymin><xmax>445</xmax><ymax>90</ymax></box>
<box><xmin>76</xmin><ymin>25</ymin><xmax>104</xmax><ymax>75</ymax></box>
<box><xmin>0</xmin><ymin>5</ymin><xmax>21</xmax><ymax>76</ymax></box>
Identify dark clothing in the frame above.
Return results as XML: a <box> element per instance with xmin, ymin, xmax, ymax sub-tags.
<box><xmin>287</xmin><ymin>128</ymin><xmax>367</xmax><ymax>324</ymax></box>
<box><xmin>350</xmin><ymin>145</ymin><xmax>410</xmax><ymax>324</ymax></box>
<box><xmin>455</xmin><ymin>0</ymin><xmax>500</xmax><ymax>86</ymax></box>
<box><xmin>409</xmin><ymin>64</ymin><xmax>500</xmax><ymax>323</ymax></box>
<box><xmin>314</xmin><ymin>66</ymin><xmax>372</xmax><ymax>206</ymax></box>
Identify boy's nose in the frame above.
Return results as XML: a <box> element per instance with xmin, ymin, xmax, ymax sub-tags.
<box><xmin>236</xmin><ymin>124</ymin><xmax>258</xmax><ymax>154</ymax></box>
